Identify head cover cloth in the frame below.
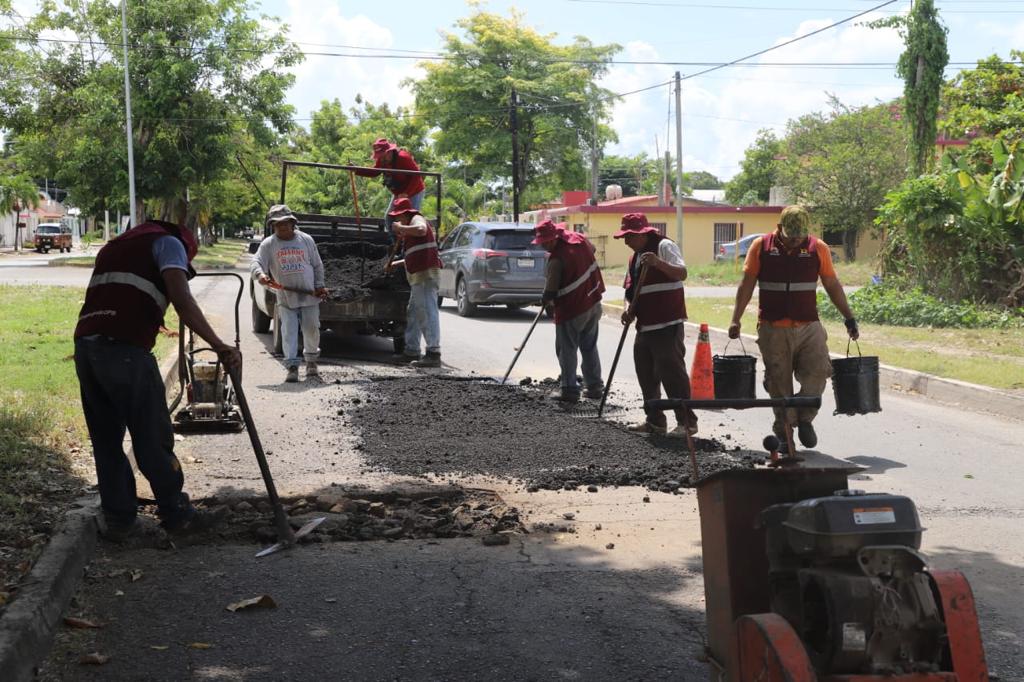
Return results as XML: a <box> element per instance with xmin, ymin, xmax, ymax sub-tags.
<box><xmin>387</xmin><ymin>196</ymin><xmax>421</xmax><ymax>217</ymax></box>
<box><xmin>613</xmin><ymin>212</ymin><xmax>660</xmax><ymax>239</ymax></box>
<box><xmin>779</xmin><ymin>205</ymin><xmax>811</xmax><ymax>238</ymax></box>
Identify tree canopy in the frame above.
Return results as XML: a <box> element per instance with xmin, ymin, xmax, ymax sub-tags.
<box><xmin>724</xmin><ymin>129</ymin><xmax>781</xmax><ymax>205</ymax></box>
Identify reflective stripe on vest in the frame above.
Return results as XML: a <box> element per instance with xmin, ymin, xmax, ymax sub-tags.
<box><xmin>637</xmin><ymin>319</ymin><xmax>682</xmax><ymax>333</ymax></box>
<box><xmin>638</xmin><ymin>281</ymin><xmax>684</xmax><ymax>295</ymax></box>
<box><xmin>404</xmin><ymin>240</ymin><xmax>438</xmax><ymax>257</ymax></box>
<box><xmin>757</xmin><ymin>280</ymin><xmax>817</xmax><ymax>292</ymax></box>
<box><xmin>557</xmin><ymin>261</ymin><xmax>599</xmax><ymax>297</ymax></box>
<box><xmin>87</xmin><ymin>271</ymin><xmax>168</xmax><ymax>310</ymax></box>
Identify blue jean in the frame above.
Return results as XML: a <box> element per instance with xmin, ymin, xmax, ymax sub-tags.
<box><xmin>278</xmin><ymin>304</ymin><xmax>321</xmax><ymax>368</ymax></box>
<box><xmin>385</xmin><ymin>190</ymin><xmax>425</xmax><ymax>240</ymax></box>
<box><xmin>554</xmin><ymin>303</ymin><xmax>603</xmax><ymax>393</ymax></box>
<box><xmin>74</xmin><ymin>337</ymin><xmax>193</xmax><ymax>528</ymax></box>
<box><xmin>404</xmin><ymin>278</ymin><xmax>441</xmax><ymax>355</ymax></box>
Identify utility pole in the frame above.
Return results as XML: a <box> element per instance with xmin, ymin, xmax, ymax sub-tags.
<box><xmin>590</xmin><ymin>109</ymin><xmax>600</xmax><ymax>204</ymax></box>
<box><xmin>120</xmin><ymin>0</ymin><xmax>137</xmax><ymax>228</ymax></box>
<box><xmin>674</xmin><ymin>72</ymin><xmax>684</xmax><ymax>246</ymax></box>
<box><xmin>510</xmin><ymin>86</ymin><xmax>520</xmax><ymax>223</ymax></box>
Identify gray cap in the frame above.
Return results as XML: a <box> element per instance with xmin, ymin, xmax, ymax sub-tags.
<box><xmin>266</xmin><ymin>204</ymin><xmax>297</xmax><ymax>224</ymax></box>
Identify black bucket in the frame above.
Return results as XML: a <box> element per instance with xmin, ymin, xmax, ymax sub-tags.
<box><xmin>831</xmin><ymin>342</ymin><xmax>881</xmax><ymax>415</ymax></box>
<box><xmin>713</xmin><ymin>354</ymin><xmax>757</xmax><ymax>400</ymax></box>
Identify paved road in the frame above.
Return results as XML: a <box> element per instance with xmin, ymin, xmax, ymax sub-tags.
<box><xmin>32</xmin><ymin>270</ymin><xmax>1024</xmax><ymax>679</ymax></box>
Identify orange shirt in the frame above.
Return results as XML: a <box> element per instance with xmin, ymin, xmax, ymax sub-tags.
<box><xmin>742</xmin><ymin>235</ymin><xmax>835</xmax><ymax>327</ymax></box>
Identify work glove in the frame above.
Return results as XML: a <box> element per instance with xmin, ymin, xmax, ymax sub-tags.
<box><xmin>844</xmin><ymin>317</ymin><xmax>860</xmax><ymax>341</ymax></box>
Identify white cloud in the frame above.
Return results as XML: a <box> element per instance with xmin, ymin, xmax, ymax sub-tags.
<box><xmin>280</xmin><ymin>0</ymin><xmax>423</xmax><ymax>122</ymax></box>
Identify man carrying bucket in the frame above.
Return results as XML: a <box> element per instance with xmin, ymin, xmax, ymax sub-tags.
<box><xmin>533</xmin><ymin>219</ymin><xmax>605</xmax><ymax>403</ymax></box>
<box><xmin>617</xmin><ymin>213</ymin><xmax>697</xmax><ymax>438</ymax></box>
<box><xmin>727</xmin><ymin>205</ymin><xmax>859</xmax><ymax>452</ymax></box>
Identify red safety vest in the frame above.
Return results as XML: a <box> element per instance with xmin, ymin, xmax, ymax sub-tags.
<box><xmin>74</xmin><ymin>221</ymin><xmax>180</xmax><ymax>349</ymax></box>
<box><xmin>624</xmin><ymin>237</ymin><xmax>687</xmax><ymax>332</ymax></box>
<box><xmin>403</xmin><ymin>223</ymin><xmax>442</xmax><ymax>275</ymax></box>
<box><xmin>757</xmin><ymin>232</ymin><xmax>821</xmax><ymax>322</ymax></box>
<box><xmin>550</xmin><ymin>234</ymin><xmax>604</xmax><ymax>324</ymax></box>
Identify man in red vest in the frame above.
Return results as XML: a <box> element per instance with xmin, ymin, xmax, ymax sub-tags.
<box><xmin>74</xmin><ymin>220</ymin><xmax>241</xmax><ymax>540</ymax></box>
<box><xmin>389</xmin><ymin>197</ymin><xmax>442</xmax><ymax>368</ymax></box>
<box><xmin>354</xmin><ymin>138</ymin><xmax>426</xmax><ymax>235</ymax></box>
<box><xmin>728</xmin><ymin>205</ymin><xmax>859</xmax><ymax>451</ymax></box>
<box><xmin>617</xmin><ymin>213</ymin><xmax>697</xmax><ymax>437</ymax></box>
<box><xmin>533</xmin><ymin>220</ymin><xmax>606</xmax><ymax>402</ymax></box>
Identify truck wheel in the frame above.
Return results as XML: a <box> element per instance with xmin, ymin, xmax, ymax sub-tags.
<box><xmin>437</xmin><ymin>295</ymin><xmax>444</xmax><ymax>308</ymax></box>
<box><xmin>456</xmin><ymin>278</ymin><xmax>477</xmax><ymax>318</ymax></box>
<box><xmin>252</xmin><ymin>298</ymin><xmax>271</xmax><ymax>333</ymax></box>
<box><xmin>393</xmin><ymin>336</ymin><xmax>406</xmax><ymax>355</ymax></box>
<box><xmin>272</xmin><ymin>309</ymin><xmax>283</xmax><ymax>355</ymax></box>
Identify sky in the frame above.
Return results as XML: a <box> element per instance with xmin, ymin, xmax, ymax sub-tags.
<box><xmin>12</xmin><ymin>0</ymin><xmax>1024</xmax><ymax>185</ymax></box>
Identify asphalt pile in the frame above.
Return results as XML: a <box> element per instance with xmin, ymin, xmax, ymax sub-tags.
<box><xmin>343</xmin><ymin>376</ymin><xmax>743</xmax><ymax>492</ymax></box>
<box><xmin>319</xmin><ymin>241</ymin><xmax>407</xmax><ymax>301</ymax></box>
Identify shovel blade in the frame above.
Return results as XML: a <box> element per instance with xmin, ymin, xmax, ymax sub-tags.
<box><xmin>255</xmin><ymin>517</ymin><xmax>326</xmax><ymax>558</ymax></box>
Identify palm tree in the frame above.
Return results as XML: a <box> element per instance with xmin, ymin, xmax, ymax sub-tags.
<box><xmin>0</xmin><ymin>173</ymin><xmax>41</xmax><ymax>251</ymax></box>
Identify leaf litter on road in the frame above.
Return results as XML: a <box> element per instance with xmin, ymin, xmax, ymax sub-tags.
<box><xmin>63</xmin><ymin>616</ymin><xmax>103</xmax><ymax>629</ymax></box>
<box><xmin>225</xmin><ymin>594</ymin><xmax>277</xmax><ymax>612</ymax></box>
<box><xmin>79</xmin><ymin>652</ymin><xmax>110</xmax><ymax>665</ymax></box>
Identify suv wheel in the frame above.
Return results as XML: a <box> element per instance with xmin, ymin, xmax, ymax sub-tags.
<box><xmin>252</xmin><ymin>298</ymin><xmax>271</xmax><ymax>333</ymax></box>
<box><xmin>456</xmin><ymin>277</ymin><xmax>477</xmax><ymax>317</ymax></box>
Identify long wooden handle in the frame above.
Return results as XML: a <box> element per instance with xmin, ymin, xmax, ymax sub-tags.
<box><xmin>598</xmin><ymin>264</ymin><xmax>649</xmax><ymax>417</ymax></box>
<box><xmin>501</xmin><ymin>306</ymin><xmax>545</xmax><ymax>385</ymax></box>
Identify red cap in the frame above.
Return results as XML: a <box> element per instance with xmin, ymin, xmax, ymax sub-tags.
<box><xmin>613</xmin><ymin>212</ymin><xmax>660</xmax><ymax>239</ymax></box>
<box><xmin>387</xmin><ymin>197</ymin><xmax>420</xmax><ymax>217</ymax></box>
<box><xmin>531</xmin><ymin>219</ymin><xmax>563</xmax><ymax>245</ymax></box>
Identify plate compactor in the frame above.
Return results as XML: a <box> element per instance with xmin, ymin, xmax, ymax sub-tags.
<box><xmin>698</xmin><ymin>450</ymin><xmax>989</xmax><ymax>682</ymax></box>
<box><xmin>171</xmin><ymin>272</ymin><xmax>244</xmax><ymax>433</ymax></box>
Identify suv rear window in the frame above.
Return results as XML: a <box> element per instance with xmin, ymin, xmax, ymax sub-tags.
<box><xmin>486</xmin><ymin>230</ymin><xmax>542</xmax><ymax>251</ymax></box>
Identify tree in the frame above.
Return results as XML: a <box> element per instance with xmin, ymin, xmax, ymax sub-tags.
<box><xmin>599</xmin><ymin>153</ymin><xmax>661</xmax><ymax>197</ymax></box>
<box><xmin>0</xmin><ymin>171</ymin><xmax>39</xmax><ymax>251</ymax></box>
<box><xmin>410</xmin><ymin>10</ymin><xmax>619</xmax><ymax>201</ymax></box>
<box><xmin>724</xmin><ymin>129</ymin><xmax>781</xmax><ymax>204</ymax></box>
<box><xmin>8</xmin><ymin>0</ymin><xmax>300</xmax><ymax>234</ymax></box>
<box><xmin>941</xmin><ymin>51</ymin><xmax>1024</xmax><ymax>168</ymax></box>
<box><xmin>871</xmin><ymin>0</ymin><xmax>948</xmax><ymax>176</ymax></box>
<box><xmin>683</xmin><ymin>170</ymin><xmax>723</xmax><ymax>190</ymax></box>
<box><xmin>776</xmin><ymin>98</ymin><xmax>907</xmax><ymax>260</ymax></box>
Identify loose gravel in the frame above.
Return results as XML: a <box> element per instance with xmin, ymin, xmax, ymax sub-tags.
<box><xmin>320</xmin><ymin>241</ymin><xmax>406</xmax><ymax>301</ymax></box>
<box><xmin>343</xmin><ymin>376</ymin><xmax>745</xmax><ymax>492</ymax></box>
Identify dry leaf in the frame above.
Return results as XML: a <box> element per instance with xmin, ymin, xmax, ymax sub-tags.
<box><xmin>64</xmin><ymin>616</ymin><xmax>103</xmax><ymax>629</ymax></box>
<box><xmin>0</xmin><ymin>592</ymin><xmax>9</xmax><ymax>607</ymax></box>
<box><xmin>225</xmin><ymin>595</ymin><xmax>277</xmax><ymax>612</ymax></box>
<box><xmin>114</xmin><ymin>590</ymin><xmax>125</xmax><ymax>597</ymax></box>
<box><xmin>79</xmin><ymin>652</ymin><xmax>110</xmax><ymax>665</ymax></box>
<box><xmin>187</xmin><ymin>642</ymin><xmax>213</xmax><ymax>650</ymax></box>
<box><xmin>129</xmin><ymin>569</ymin><xmax>143</xmax><ymax>582</ymax></box>
<box><xmin>149</xmin><ymin>645</ymin><xmax>169</xmax><ymax>651</ymax></box>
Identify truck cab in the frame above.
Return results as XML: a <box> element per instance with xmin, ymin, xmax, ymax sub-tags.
<box><xmin>33</xmin><ymin>223</ymin><xmax>72</xmax><ymax>253</ymax></box>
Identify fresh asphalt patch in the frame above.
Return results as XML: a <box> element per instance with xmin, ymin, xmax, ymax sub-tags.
<box><xmin>343</xmin><ymin>375</ymin><xmax>748</xmax><ymax>493</ymax></box>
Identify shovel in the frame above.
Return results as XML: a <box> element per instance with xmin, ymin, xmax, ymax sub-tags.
<box><xmin>227</xmin><ymin>364</ymin><xmax>325</xmax><ymax>557</ymax></box>
<box><xmin>501</xmin><ymin>304</ymin><xmax>546</xmax><ymax>385</ymax></box>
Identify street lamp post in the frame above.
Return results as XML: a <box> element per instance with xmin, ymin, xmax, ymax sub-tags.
<box><xmin>120</xmin><ymin>0</ymin><xmax>137</xmax><ymax>228</ymax></box>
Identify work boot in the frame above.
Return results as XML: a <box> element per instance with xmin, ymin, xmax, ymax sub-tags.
<box><xmin>627</xmin><ymin>421</ymin><xmax>667</xmax><ymax>435</ymax></box>
<box><xmin>100</xmin><ymin>518</ymin><xmax>141</xmax><ymax>543</ymax></box>
<box><xmin>666</xmin><ymin>423</ymin><xmax>699</xmax><ymax>439</ymax></box>
<box><xmin>285</xmin><ymin>366</ymin><xmax>299</xmax><ymax>383</ymax></box>
<box><xmin>550</xmin><ymin>388</ymin><xmax>580</xmax><ymax>403</ymax></box>
<box><xmin>391</xmin><ymin>353</ymin><xmax>419</xmax><ymax>364</ymax></box>
<box><xmin>164</xmin><ymin>507</ymin><xmax>228</xmax><ymax>538</ymax></box>
<box><xmin>305</xmin><ymin>361</ymin><xmax>319</xmax><ymax>378</ymax></box>
<box><xmin>583</xmin><ymin>384</ymin><xmax>605</xmax><ymax>400</ymax></box>
<box><xmin>797</xmin><ymin>421</ymin><xmax>817</xmax><ymax>448</ymax></box>
<box><xmin>411</xmin><ymin>351</ymin><xmax>441</xmax><ymax>368</ymax></box>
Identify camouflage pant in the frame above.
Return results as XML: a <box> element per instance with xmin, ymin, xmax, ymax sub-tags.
<box><xmin>756</xmin><ymin>320</ymin><xmax>832</xmax><ymax>429</ymax></box>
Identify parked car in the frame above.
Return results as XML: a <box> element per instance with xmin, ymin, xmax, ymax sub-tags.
<box><xmin>715</xmin><ymin>233</ymin><xmax>762</xmax><ymax>262</ymax></box>
<box><xmin>437</xmin><ymin>222</ymin><xmax>547</xmax><ymax>317</ymax></box>
<box><xmin>33</xmin><ymin>223</ymin><xmax>72</xmax><ymax>253</ymax></box>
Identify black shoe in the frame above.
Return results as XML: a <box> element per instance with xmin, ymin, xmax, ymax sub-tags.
<box><xmin>550</xmin><ymin>389</ymin><xmax>580</xmax><ymax>403</ymax></box>
<box><xmin>411</xmin><ymin>351</ymin><xmax>441</xmax><ymax>368</ymax></box>
<box><xmin>797</xmin><ymin>421</ymin><xmax>817</xmax><ymax>448</ymax></box>
<box><xmin>165</xmin><ymin>507</ymin><xmax>227</xmax><ymax>537</ymax></box>
<box><xmin>583</xmin><ymin>385</ymin><xmax>604</xmax><ymax>400</ymax></box>
<box><xmin>101</xmin><ymin>518</ymin><xmax>141</xmax><ymax>543</ymax></box>
<box><xmin>391</xmin><ymin>353</ymin><xmax>419</xmax><ymax>364</ymax></box>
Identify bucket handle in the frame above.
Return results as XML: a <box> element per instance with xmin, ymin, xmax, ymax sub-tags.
<box><xmin>845</xmin><ymin>338</ymin><xmax>863</xmax><ymax>358</ymax></box>
<box><xmin>724</xmin><ymin>336</ymin><xmax>750</xmax><ymax>357</ymax></box>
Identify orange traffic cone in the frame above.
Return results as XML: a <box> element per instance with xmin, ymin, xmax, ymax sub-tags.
<box><xmin>690</xmin><ymin>322</ymin><xmax>715</xmax><ymax>400</ymax></box>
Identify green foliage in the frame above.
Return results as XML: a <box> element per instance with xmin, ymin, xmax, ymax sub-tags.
<box><xmin>777</xmin><ymin>98</ymin><xmax>907</xmax><ymax>259</ymax></box>
<box><xmin>941</xmin><ymin>51</ymin><xmax>1024</xmax><ymax>166</ymax></box>
<box><xmin>0</xmin><ymin>171</ymin><xmax>38</xmax><ymax>214</ymax></box>
<box><xmin>599</xmin><ymin>153</ymin><xmax>662</xmax><ymax>196</ymax></box>
<box><xmin>876</xmin><ymin>139</ymin><xmax>1024</xmax><ymax>306</ymax></box>
<box><xmin>819</xmin><ymin>284</ymin><xmax>1023</xmax><ymax>329</ymax></box>
<box><xmin>724</xmin><ymin>129</ymin><xmax>780</xmax><ymax>205</ymax></box>
<box><xmin>410</xmin><ymin>10</ymin><xmax>619</xmax><ymax>199</ymax></box>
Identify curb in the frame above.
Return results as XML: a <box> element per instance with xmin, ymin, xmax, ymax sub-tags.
<box><xmin>600</xmin><ymin>302</ymin><xmax>1023</xmax><ymax>422</ymax></box>
<box><xmin>0</xmin><ymin>500</ymin><xmax>99</xmax><ymax>682</ymax></box>
<box><xmin>0</xmin><ymin>347</ymin><xmax>182</xmax><ymax>680</ymax></box>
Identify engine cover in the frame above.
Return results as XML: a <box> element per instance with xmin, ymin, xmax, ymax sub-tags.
<box><xmin>783</xmin><ymin>491</ymin><xmax>923</xmax><ymax>560</ymax></box>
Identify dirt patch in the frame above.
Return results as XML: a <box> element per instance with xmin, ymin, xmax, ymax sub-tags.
<box><xmin>319</xmin><ymin>241</ymin><xmax>407</xmax><ymax>301</ymax></box>
<box><xmin>343</xmin><ymin>376</ymin><xmax>744</xmax><ymax>492</ymax></box>
<box><xmin>117</xmin><ymin>489</ymin><xmax>523</xmax><ymax>549</ymax></box>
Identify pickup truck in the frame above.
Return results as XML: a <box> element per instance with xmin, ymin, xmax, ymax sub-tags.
<box><xmin>248</xmin><ymin>160</ymin><xmax>442</xmax><ymax>356</ymax></box>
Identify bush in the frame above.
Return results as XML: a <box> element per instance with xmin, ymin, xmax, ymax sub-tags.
<box><xmin>818</xmin><ymin>283</ymin><xmax>1024</xmax><ymax>329</ymax></box>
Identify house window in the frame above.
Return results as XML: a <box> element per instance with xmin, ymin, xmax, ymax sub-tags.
<box><xmin>714</xmin><ymin>222</ymin><xmax>738</xmax><ymax>257</ymax></box>
<box><xmin>649</xmin><ymin>222</ymin><xmax>667</xmax><ymax>236</ymax></box>
<box><xmin>573</xmin><ymin>223</ymin><xmax>586</xmax><ymax>234</ymax></box>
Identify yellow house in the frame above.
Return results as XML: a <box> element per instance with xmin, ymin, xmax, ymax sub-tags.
<box><xmin>522</xmin><ymin>193</ymin><xmax>882</xmax><ymax>267</ymax></box>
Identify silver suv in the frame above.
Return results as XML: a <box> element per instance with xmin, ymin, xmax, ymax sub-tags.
<box><xmin>437</xmin><ymin>222</ymin><xmax>546</xmax><ymax>317</ymax></box>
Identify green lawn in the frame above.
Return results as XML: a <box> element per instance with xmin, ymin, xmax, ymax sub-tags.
<box><xmin>52</xmin><ymin>238</ymin><xmax>248</xmax><ymax>269</ymax></box>
<box><xmin>603</xmin><ymin>259</ymin><xmax>878</xmax><ymax>287</ymax></box>
<box><xmin>605</xmin><ymin>295</ymin><xmax>1024</xmax><ymax>391</ymax></box>
<box><xmin>0</xmin><ymin>286</ymin><xmax>178</xmax><ymax>593</ymax></box>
